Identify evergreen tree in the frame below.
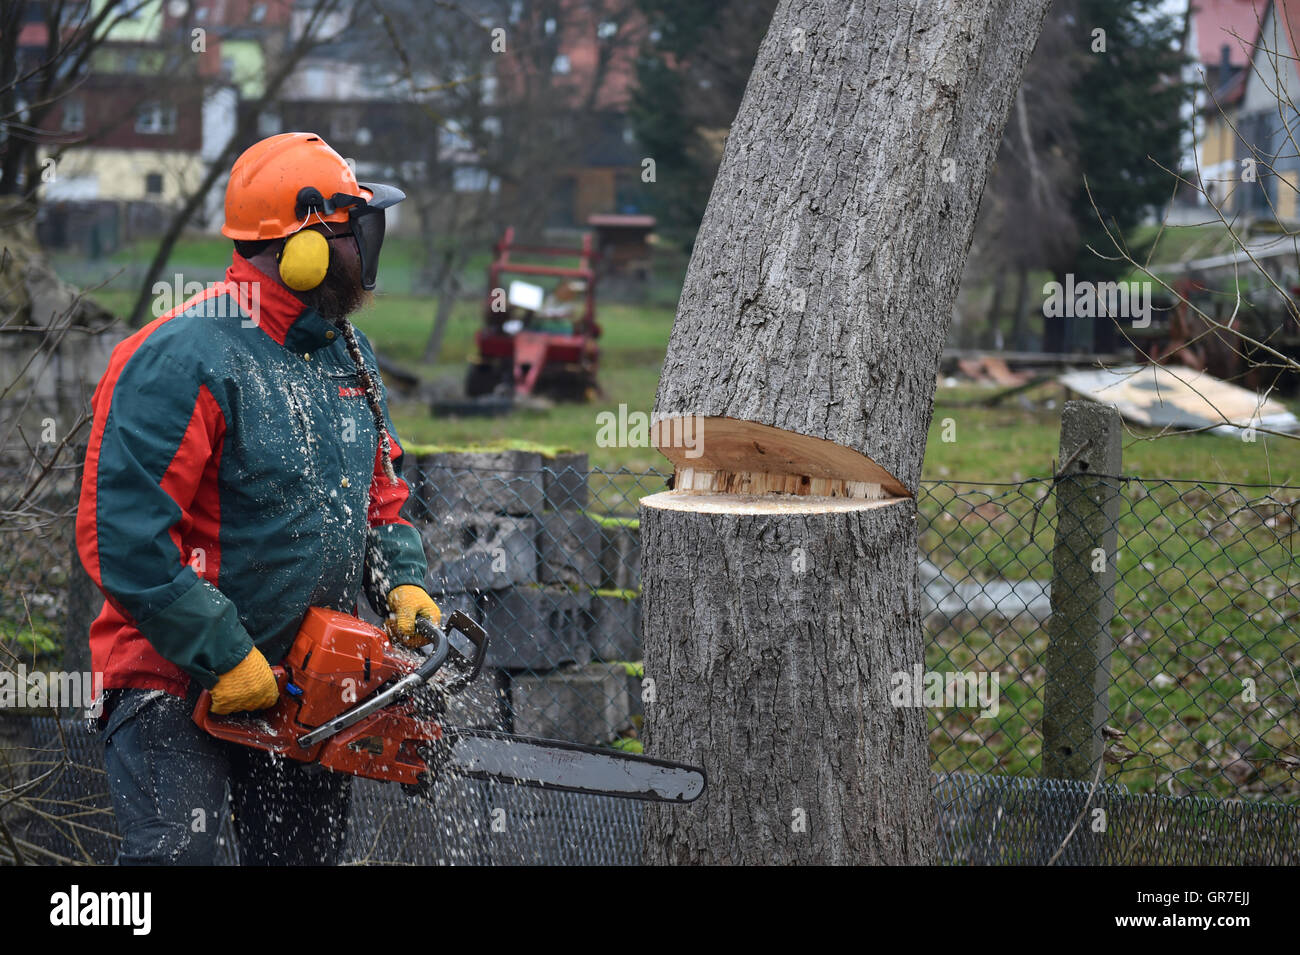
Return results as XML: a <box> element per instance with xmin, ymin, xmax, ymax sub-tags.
<box><xmin>629</xmin><ymin>0</ymin><xmax>777</xmax><ymax>244</ymax></box>
<box><xmin>1053</xmin><ymin>0</ymin><xmax>1190</xmax><ymax>351</ymax></box>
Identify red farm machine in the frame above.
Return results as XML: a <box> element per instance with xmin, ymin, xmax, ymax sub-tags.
<box><xmin>466</xmin><ymin>227</ymin><xmax>601</xmax><ymax>400</ymax></box>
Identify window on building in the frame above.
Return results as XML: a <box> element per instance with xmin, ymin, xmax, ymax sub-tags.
<box><xmin>552</xmin><ymin>54</ymin><xmax>570</xmax><ymax>75</ymax></box>
<box><xmin>452</xmin><ymin>167</ymin><xmax>490</xmax><ymax>193</ymax></box>
<box><xmin>305</xmin><ymin>65</ymin><xmax>328</xmax><ymax>94</ymax></box>
<box><xmin>145</xmin><ymin>172</ymin><xmax>164</xmax><ymax>195</ymax></box>
<box><xmin>251</xmin><ymin>3</ymin><xmax>267</xmax><ymax>22</ymax></box>
<box><xmin>62</xmin><ymin>99</ymin><xmax>84</xmax><ymax>132</ymax></box>
<box><xmin>136</xmin><ymin>102</ymin><xmax>177</xmax><ymax>135</ymax></box>
<box><xmin>597</xmin><ymin>21</ymin><xmax>617</xmax><ymax>40</ymax></box>
<box><xmin>544</xmin><ymin>17</ymin><xmax>556</xmax><ymax>35</ymax></box>
<box><xmin>439</xmin><ymin>126</ymin><xmax>473</xmax><ymax>154</ymax></box>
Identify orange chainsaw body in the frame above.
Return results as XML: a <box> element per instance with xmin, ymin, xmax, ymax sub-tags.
<box><xmin>193</xmin><ymin>607</ymin><xmax>444</xmax><ymax>785</ymax></box>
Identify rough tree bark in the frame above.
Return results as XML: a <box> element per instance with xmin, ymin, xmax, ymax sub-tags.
<box><xmin>640</xmin><ymin>0</ymin><xmax>1052</xmax><ymax>865</ymax></box>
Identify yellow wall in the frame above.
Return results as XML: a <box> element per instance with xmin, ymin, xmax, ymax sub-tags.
<box><xmin>1201</xmin><ymin>116</ymin><xmax>1237</xmax><ymax>170</ymax></box>
<box><xmin>37</xmin><ymin>148</ymin><xmax>205</xmax><ymax>203</ymax></box>
<box><xmin>1279</xmin><ymin>170</ymin><xmax>1298</xmax><ymax>221</ymax></box>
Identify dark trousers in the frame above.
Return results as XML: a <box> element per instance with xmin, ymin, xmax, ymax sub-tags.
<box><xmin>100</xmin><ymin>683</ymin><xmax>352</xmax><ymax>865</ymax></box>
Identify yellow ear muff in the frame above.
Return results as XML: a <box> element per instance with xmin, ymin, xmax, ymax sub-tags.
<box><xmin>278</xmin><ymin>230</ymin><xmax>330</xmax><ymax>291</ymax></box>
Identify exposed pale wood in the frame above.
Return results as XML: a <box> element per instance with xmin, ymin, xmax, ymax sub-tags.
<box><xmin>674</xmin><ymin>467</ymin><xmax>886</xmax><ymax>500</ymax></box>
<box><xmin>654</xmin><ymin>416</ymin><xmax>908</xmax><ymax>498</ymax></box>
<box><xmin>645</xmin><ymin>489</ymin><xmax>899</xmax><ymax>514</ymax></box>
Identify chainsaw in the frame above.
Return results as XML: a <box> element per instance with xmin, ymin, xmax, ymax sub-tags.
<box><xmin>192</xmin><ymin>607</ymin><xmax>705</xmax><ymax>803</ymax></box>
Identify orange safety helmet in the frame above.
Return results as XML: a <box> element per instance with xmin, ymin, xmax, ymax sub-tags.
<box><xmin>221</xmin><ymin>132</ymin><xmax>404</xmax><ymax>291</ymax></box>
<box><xmin>223</xmin><ymin>132</ymin><xmax>359</xmax><ymax>240</ymax></box>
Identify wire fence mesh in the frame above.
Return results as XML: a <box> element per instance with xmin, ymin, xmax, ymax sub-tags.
<box><xmin>8</xmin><ymin>716</ymin><xmax>1297</xmax><ymax>866</ymax></box>
<box><xmin>2</xmin><ymin>454</ymin><xmax>1298</xmax><ymax>864</ymax></box>
<box><xmin>918</xmin><ymin>475</ymin><xmax>1300</xmax><ymax>802</ymax></box>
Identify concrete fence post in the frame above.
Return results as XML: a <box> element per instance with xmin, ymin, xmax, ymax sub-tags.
<box><xmin>1038</xmin><ymin>400</ymin><xmax>1122</xmax><ymax>862</ymax></box>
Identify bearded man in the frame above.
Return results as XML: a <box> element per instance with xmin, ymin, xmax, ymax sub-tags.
<box><xmin>76</xmin><ymin>133</ymin><xmax>440</xmax><ymax>865</ymax></box>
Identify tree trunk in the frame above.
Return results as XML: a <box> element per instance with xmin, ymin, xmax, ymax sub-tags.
<box><xmin>984</xmin><ymin>270</ymin><xmax>1007</xmax><ymax>350</ymax></box>
<box><xmin>423</xmin><ymin>248</ymin><xmax>465</xmax><ymax>363</ymax></box>
<box><xmin>1010</xmin><ymin>266</ymin><xmax>1032</xmax><ymax>351</ymax></box>
<box><xmin>640</xmin><ymin>0</ymin><xmax>1051</xmax><ymax>865</ymax></box>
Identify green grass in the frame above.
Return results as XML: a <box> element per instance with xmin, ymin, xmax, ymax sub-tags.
<box><xmin>928</xmin><ymin>383</ymin><xmax>1300</xmax><ymax>487</ymax></box>
<box><xmin>1127</xmin><ymin>222</ymin><xmax>1242</xmax><ymax>269</ymax></box>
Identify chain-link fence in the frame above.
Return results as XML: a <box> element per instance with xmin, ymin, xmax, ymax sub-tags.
<box><xmin>2</xmin><ymin>452</ymin><xmax>1298</xmax><ymax>863</ymax></box>
<box><xmin>919</xmin><ymin>475</ymin><xmax>1300</xmax><ymax>803</ymax></box>
<box><xmin>0</xmin><ymin>463</ymin><xmax>80</xmax><ymax>669</ymax></box>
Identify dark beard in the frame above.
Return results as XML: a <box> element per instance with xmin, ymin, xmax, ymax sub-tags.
<box><xmin>300</xmin><ymin>243</ymin><xmax>369</xmax><ymax>321</ymax></box>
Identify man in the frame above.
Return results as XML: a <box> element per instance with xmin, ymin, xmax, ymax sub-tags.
<box><xmin>76</xmin><ymin>132</ymin><xmax>441</xmax><ymax>865</ymax></box>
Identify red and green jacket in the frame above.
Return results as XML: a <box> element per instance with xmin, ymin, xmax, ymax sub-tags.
<box><xmin>76</xmin><ymin>253</ymin><xmax>427</xmax><ymax>698</ymax></box>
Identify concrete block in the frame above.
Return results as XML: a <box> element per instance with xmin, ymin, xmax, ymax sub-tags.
<box><xmin>597</xmin><ymin>520</ymin><xmax>640</xmax><ymax>591</ymax></box>
<box><xmin>508</xmin><ymin>662</ymin><xmax>635</xmax><ymax>746</ymax></box>
<box><xmin>479</xmin><ymin>587</ymin><xmax>592</xmax><ymax>671</ymax></box>
<box><xmin>421</xmin><ymin>513</ymin><xmax>537</xmax><ymax>594</ymax></box>
<box><xmin>542</xmin><ymin>452</ymin><xmax>588</xmax><ymax>511</ymax></box>
<box><xmin>537</xmin><ymin>510</ymin><xmax>602</xmax><ymax>588</ymax></box>
<box><xmin>583</xmin><ymin>593</ymin><xmax>641</xmax><ymax>662</ymax></box>
<box><xmin>416</xmin><ymin>450</ymin><xmax>544</xmax><ymax>517</ymax></box>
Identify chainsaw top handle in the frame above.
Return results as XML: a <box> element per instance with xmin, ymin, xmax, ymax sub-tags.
<box><xmin>412</xmin><ymin>616</ymin><xmax>451</xmax><ymax>683</ymax></box>
<box><xmin>436</xmin><ymin>610</ymin><xmax>489</xmax><ymax>694</ymax></box>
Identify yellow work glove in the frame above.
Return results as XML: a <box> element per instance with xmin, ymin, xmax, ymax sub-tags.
<box><xmin>386</xmin><ymin>584</ymin><xmax>442</xmax><ymax>649</ymax></box>
<box><xmin>209</xmin><ymin>646</ymin><xmax>280</xmax><ymax>715</ymax></box>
